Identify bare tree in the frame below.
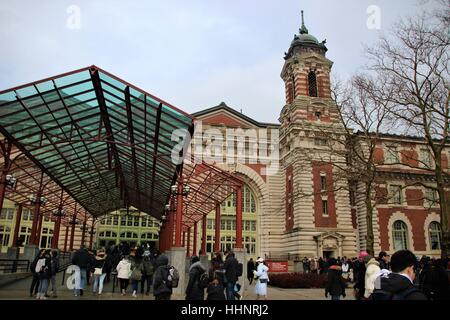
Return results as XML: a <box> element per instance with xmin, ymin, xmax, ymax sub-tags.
<box><xmin>364</xmin><ymin>5</ymin><xmax>450</xmax><ymax>258</ymax></box>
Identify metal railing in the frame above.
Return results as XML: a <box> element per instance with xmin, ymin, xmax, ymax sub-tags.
<box><xmin>0</xmin><ymin>259</ymin><xmax>30</xmax><ymax>273</ymax></box>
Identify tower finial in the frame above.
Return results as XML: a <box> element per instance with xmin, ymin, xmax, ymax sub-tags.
<box><xmin>300</xmin><ymin>10</ymin><xmax>308</xmax><ymax>34</ymax></box>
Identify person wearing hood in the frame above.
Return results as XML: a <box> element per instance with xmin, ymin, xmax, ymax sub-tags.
<box><xmin>116</xmin><ymin>255</ymin><xmax>132</xmax><ymax>296</ymax></box>
<box><xmin>419</xmin><ymin>258</ymin><xmax>450</xmax><ymax>300</ymax></box>
<box><xmin>353</xmin><ymin>251</ymin><xmax>368</xmax><ymax>300</ymax></box>
<box><xmin>325</xmin><ymin>258</ymin><xmax>346</xmax><ymax>300</ymax></box>
<box><xmin>152</xmin><ymin>254</ymin><xmax>172</xmax><ymax>300</ymax></box>
<box><xmin>371</xmin><ymin>250</ymin><xmax>426</xmax><ymax>300</ymax></box>
<box><xmin>364</xmin><ymin>254</ymin><xmax>381</xmax><ymax>299</ymax></box>
<box><xmin>185</xmin><ymin>256</ymin><xmax>206</xmax><ymax>300</ymax></box>
<box><xmin>71</xmin><ymin>245</ymin><xmax>90</xmax><ymax>296</ymax></box>
<box><xmin>92</xmin><ymin>249</ymin><xmax>108</xmax><ymax>295</ymax></box>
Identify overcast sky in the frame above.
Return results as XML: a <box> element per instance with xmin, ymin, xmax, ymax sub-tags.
<box><xmin>0</xmin><ymin>0</ymin><xmax>440</xmax><ymax>123</ymax></box>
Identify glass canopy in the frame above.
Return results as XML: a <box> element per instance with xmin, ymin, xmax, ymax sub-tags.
<box><xmin>0</xmin><ymin>65</ymin><xmax>194</xmax><ymax>219</ymax></box>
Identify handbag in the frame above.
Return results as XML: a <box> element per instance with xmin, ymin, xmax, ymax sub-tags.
<box><xmin>259</xmin><ymin>278</ymin><xmax>268</xmax><ymax>284</ymax></box>
<box><xmin>94</xmin><ymin>260</ymin><xmax>105</xmax><ymax>275</ymax></box>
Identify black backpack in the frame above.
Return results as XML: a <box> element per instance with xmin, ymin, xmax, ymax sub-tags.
<box><xmin>237</xmin><ymin>263</ymin><xmax>243</xmax><ymax>277</ymax></box>
<box><xmin>198</xmin><ymin>270</ymin><xmax>210</xmax><ymax>289</ymax></box>
<box><xmin>370</xmin><ymin>287</ymin><xmax>419</xmax><ymax>300</ymax></box>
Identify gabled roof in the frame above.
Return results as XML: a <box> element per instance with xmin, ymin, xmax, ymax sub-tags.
<box><xmin>192</xmin><ymin>102</ymin><xmax>280</xmax><ymax>128</ymax></box>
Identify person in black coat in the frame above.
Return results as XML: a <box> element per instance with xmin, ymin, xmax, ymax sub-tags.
<box><xmin>223</xmin><ymin>251</ymin><xmax>239</xmax><ymax>300</ymax></box>
<box><xmin>50</xmin><ymin>250</ymin><xmax>59</xmax><ymax>298</ymax></box>
<box><xmin>152</xmin><ymin>254</ymin><xmax>172</xmax><ymax>300</ymax></box>
<box><xmin>207</xmin><ymin>277</ymin><xmax>226</xmax><ymax>300</ymax></box>
<box><xmin>419</xmin><ymin>258</ymin><xmax>450</xmax><ymax>300</ymax></box>
<box><xmin>29</xmin><ymin>249</ymin><xmax>45</xmax><ymax>297</ymax></box>
<box><xmin>36</xmin><ymin>250</ymin><xmax>52</xmax><ymax>299</ymax></box>
<box><xmin>185</xmin><ymin>256</ymin><xmax>206</xmax><ymax>300</ymax></box>
<box><xmin>71</xmin><ymin>245</ymin><xmax>90</xmax><ymax>296</ymax></box>
<box><xmin>325</xmin><ymin>258</ymin><xmax>346</xmax><ymax>300</ymax></box>
<box><xmin>247</xmin><ymin>258</ymin><xmax>255</xmax><ymax>285</ymax></box>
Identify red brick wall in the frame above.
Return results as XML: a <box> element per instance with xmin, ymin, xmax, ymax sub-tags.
<box><xmin>441</xmin><ymin>153</ymin><xmax>448</xmax><ymax>169</ymax></box>
<box><xmin>377</xmin><ymin>207</ymin><xmax>436</xmax><ymax>251</ymax></box>
<box><xmin>405</xmin><ymin>188</ymin><xmax>424</xmax><ymax>206</ymax></box>
<box><xmin>202</xmin><ymin>114</ymin><xmax>248</xmax><ymax>127</ymax></box>
<box><xmin>246</xmin><ymin>164</ymin><xmax>267</xmax><ymax>183</ymax></box>
<box><xmin>312</xmin><ymin>162</ymin><xmax>337</xmax><ymax>228</ymax></box>
<box><xmin>400</xmin><ymin>150</ymin><xmax>419</xmax><ymax>167</ymax></box>
<box><xmin>374</xmin><ymin>148</ymin><xmax>384</xmax><ymax>164</ymax></box>
<box><xmin>285</xmin><ymin>166</ymin><xmax>294</xmax><ymax>231</ymax></box>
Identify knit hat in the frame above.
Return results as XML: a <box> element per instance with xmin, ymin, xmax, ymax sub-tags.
<box><xmin>359</xmin><ymin>251</ymin><xmax>369</xmax><ymax>259</ymax></box>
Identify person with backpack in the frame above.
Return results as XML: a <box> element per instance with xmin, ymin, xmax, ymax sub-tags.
<box><xmin>223</xmin><ymin>250</ymin><xmax>239</xmax><ymax>300</ymax></box>
<box><xmin>185</xmin><ymin>256</ymin><xmax>207</xmax><ymax>300</ymax></box>
<box><xmin>141</xmin><ymin>250</ymin><xmax>155</xmax><ymax>295</ymax></box>
<box><xmin>370</xmin><ymin>250</ymin><xmax>427</xmax><ymax>300</ymax></box>
<box><xmin>92</xmin><ymin>249</ymin><xmax>108</xmax><ymax>295</ymax></box>
<box><xmin>36</xmin><ymin>249</ymin><xmax>52</xmax><ymax>300</ymax></box>
<box><xmin>29</xmin><ymin>249</ymin><xmax>44</xmax><ymax>298</ymax></box>
<box><xmin>254</xmin><ymin>257</ymin><xmax>269</xmax><ymax>300</ymax></box>
<box><xmin>49</xmin><ymin>250</ymin><xmax>59</xmax><ymax>298</ymax></box>
<box><xmin>116</xmin><ymin>255</ymin><xmax>132</xmax><ymax>296</ymax></box>
<box><xmin>325</xmin><ymin>258</ymin><xmax>346</xmax><ymax>300</ymax></box>
<box><xmin>153</xmin><ymin>254</ymin><xmax>174</xmax><ymax>300</ymax></box>
<box><xmin>129</xmin><ymin>249</ymin><xmax>143</xmax><ymax>297</ymax></box>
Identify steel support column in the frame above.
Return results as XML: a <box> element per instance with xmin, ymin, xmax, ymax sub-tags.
<box><xmin>201</xmin><ymin>214</ymin><xmax>207</xmax><ymax>255</ymax></box>
<box><xmin>12</xmin><ymin>205</ymin><xmax>23</xmax><ymax>247</ymax></box>
<box><xmin>186</xmin><ymin>227</ymin><xmax>191</xmax><ymax>257</ymax></box>
<box><xmin>63</xmin><ymin>225</ymin><xmax>69</xmax><ymax>252</ymax></box>
<box><xmin>69</xmin><ymin>212</ymin><xmax>76</xmax><ymax>251</ymax></box>
<box><xmin>35</xmin><ymin>212</ymin><xmax>44</xmax><ymax>246</ymax></box>
<box><xmin>81</xmin><ymin>221</ymin><xmax>87</xmax><ymax>248</ymax></box>
<box><xmin>235</xmin><ymin>187</ymin><xmax>243</xmax><ymax>248</ymax></box>
<box><xmin>214</xmin><ymin>203</ymin><xmax>220</xmax><ymax>252</ymax></box>
<box><xmin>174</xmin><ymin>168</ymin><xmax>184</xmax><ymax>247</ymax></box>
<box><xmin>89</xmin><ymin>223</ymin><xmax>94</xmax><ymax>250</ymax></box>
<box><xmin>182</xmin><ymin>231</ymin><xmax>186</xmax><ymax>247</ymax></box>
<box><xmin>193</xmin><ymin>222</ymin><xmax>197</xmax><ymax>257</ymax></box>
<box><xmin>51</xmin><ymin>214</ymin><xmax>62</xmax><ymax>249</ymax></box>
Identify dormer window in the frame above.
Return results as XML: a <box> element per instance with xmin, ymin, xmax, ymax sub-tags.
<box><xmin>308</xmin><ymin>71</ymin><xmax>318</xmax><ymax>97</ymax></box>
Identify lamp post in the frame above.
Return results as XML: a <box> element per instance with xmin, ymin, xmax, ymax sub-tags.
<box><xmin>68</xmin><ymin>215</ymin><xmax>79</xmax><ymax>251</ymax></box>
<box><xmin>29</xmin><ymin>194</ymin><xmax>47</xmax><ymax>246</ymax></box>
<box><xmin>51</xmin><ymin>207</ymin><xmax>66</xmax><ymax>249</ymax></box>
<box><xmin>171</xmin><ymin>179</ymin><xmax>190</xmax><ymax>247</ymax></box>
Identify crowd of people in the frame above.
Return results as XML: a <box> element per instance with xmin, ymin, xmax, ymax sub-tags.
<box><xmin>322</xmin><ymin>250</ymin><xmax>450</xmax><ymax>300</ymax></box>
<box><xmin>29</xmin><ymin>242</ymin><xmax>449</xmax><ymax>301</ymax></box>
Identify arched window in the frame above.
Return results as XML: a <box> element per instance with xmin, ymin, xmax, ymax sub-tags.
<box><xmin>308</xmin><ymin>71</ymin><xmax>318</xmax><ymax>97</ymax></box>
<box><xmin>0</xmin><ymin>226</ymin><xmax>11</xmax><ymax>247</ymax></box>
<box><xmin>429</xmin><ymin>222</ymin><xmax>441</xmax><ymax>250</ymax></box>
<box><xmin>392</xmin><ymin>220</ymin><xmax>408</xmax><ymax>250</ymax></box>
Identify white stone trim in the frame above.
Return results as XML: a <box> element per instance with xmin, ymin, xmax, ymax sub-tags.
<box><xmin>387</xmin><ymin>211</ymin><xmax>414</xmax><ymax>253</ymax></box>
<box><xmin>423</xmin><ymin>212</ymin><xmax>441</xmax><ymax>253</ymax></box>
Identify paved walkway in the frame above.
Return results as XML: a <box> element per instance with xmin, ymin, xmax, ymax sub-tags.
<box><xmin>0</xmin><ymin>272</ymin><xmax>354</xmax><ymax>300</ymax></box>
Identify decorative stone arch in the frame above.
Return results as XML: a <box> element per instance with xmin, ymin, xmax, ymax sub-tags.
<box><xmin>216</xmin><ymin>163</ymin><xmax>270</xmax><ymax>257</ymax></box>
<box><xmin>387</xmin><ymin>211</ymin><xmax>415</xmax><ymax>253</ymax></box>
<box><xmin>314</xmin><ymin>231</ymin><xmax>345</xmax><ymax>258</ymax></box>
<box><xmin>423</xmin><ymin>212</ymin><xmax>441</xmax><ymax>253</ymax></box>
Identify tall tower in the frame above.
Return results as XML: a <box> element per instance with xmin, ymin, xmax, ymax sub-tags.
<box><xmin>279</xmin><ymin>11</ymin><xmax>357</xmax><ymax>258</ymax></box>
